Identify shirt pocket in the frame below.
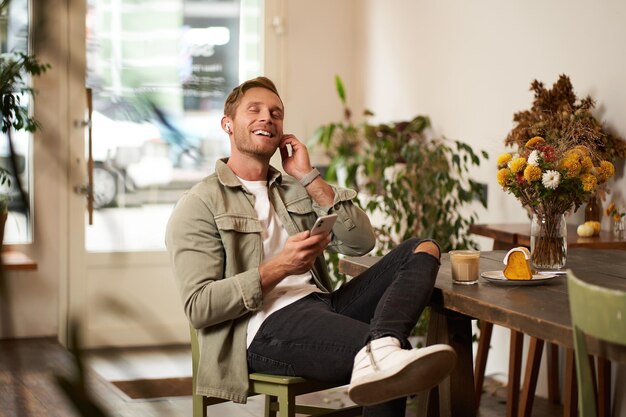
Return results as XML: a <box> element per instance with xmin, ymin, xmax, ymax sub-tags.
<box><xmin>214</xmin><ymin>215</ymin><xmax>263</xmax><ymax>234</ymax></box>
<box><xmin>214</xmin><ymin>215</ymin><xmax>263</xmax><ymax>272</ymax></box>
<box><xmin>284</xmin><ymin>197</ymin><xmax>316</xmax><ymax>232</ymax></box>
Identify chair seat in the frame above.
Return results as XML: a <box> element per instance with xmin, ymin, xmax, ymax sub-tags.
<box><xmin>250</xmin><ymin>372</ymin><xmax>349</xmax><ymax>396</ymax></box>
<box><xmin>249</xmin><ymin>373</ymin><xmax>309</xmax><ymax>385</ymax></box>
<box><xmin>249</xmin><ymin>373</ymin><xmax>361</xmax><ymax>417</ymax></box>
<box><xmin>197</xmin><ymin>373</ymin><xmax>361</xmax><ymax>417</ymax></box>
<box><xmin>191</xmin><ymin>326</ymin><xmax>362</xmax><ymax>417</ymax></box>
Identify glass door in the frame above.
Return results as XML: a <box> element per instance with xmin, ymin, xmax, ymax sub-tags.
<box><xmin>68</xmin><ymin>0</ymin><xmax>265</xmax><ymax>348</ymax></box>
<box><xmin>86</xmin><ymin>0</ymin><xmax>262</xmax><ymax>252</ymax></box>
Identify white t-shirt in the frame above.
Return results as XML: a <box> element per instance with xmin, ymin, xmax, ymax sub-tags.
<box><xmin>237</xmin><ymin>177</ymin><xmax>320</xmax><ymax>347</ymax></box>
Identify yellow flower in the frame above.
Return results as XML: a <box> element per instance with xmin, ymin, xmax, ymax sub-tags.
<box><xmin>596</xmin><ymin>160</ymin><xmax>615</xmax><ymax>182</ymax></box>
<box><xmin>525</xmin><ymin>136</ymin><xmax>545</xmax><ymax>149</ymax></box>
<box><xmin>508</xmin><ymin>157</ymin><xmax>527</xmax><ymax>173</ymax></box>
<box><xmin>497</xmin><ymin>153</ymin><xmax>513</xmax><ymax>167</ymax></box>
<box><xmin>606</xmin><ymin>203</ymin><xmax>616</xmax><ymax>216</ymax></box>
<box><xmin>580</xmin><ymin>174</ymin><xmax>597</xmax><ymax>192</ymax></box>
<box><xmin>580</xmin><ymin>156</ymin><xmax>593</xmax><ymax>173</ymax></box>
<box><xmin>523</xmin><ymin>165</ymin><xmax>542</xmax><ymax>182</ymax></box>
<box><xmin>559</xmin><ymin>156</ymin><xmax>581</xmax><ymax>177</ymax></box>
<box><xmin>574</xmin><ymin>145</ymin><xmax>590</xmax><ymax>156</ymax></box>
<box><xmin>606</xmin><ymin>202</ymin><xmax>625</xmax><ymax>221</ymax></box>
<box><xmin>497</xmin><ymin>168</ymin><xmax>510</xmax><ymax>187</ymax></box>
<box><xmin>564</xmin><ymin>149</ymin><xmax>583</xmax><ymax>159</ymax></box>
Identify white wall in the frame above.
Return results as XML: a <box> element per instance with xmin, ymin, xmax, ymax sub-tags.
<box><xmin>358</xmin><ymin>0</ymin><xmax>626</xmax><ymax>229</ymax></box>
<box><xmin>273</xmin><ymin>0</ymin><xmax>360</xmax><ymax>149</ymax></box>
<box><xmin>263</xmin><ymin>0</ymin><xmax>360</xmax><ymax>168</ymax></box>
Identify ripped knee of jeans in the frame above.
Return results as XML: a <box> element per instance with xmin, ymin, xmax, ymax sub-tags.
<box><xmin>413</xmin><ymin>240</ymin><xmax>441</xmax><ymax>260</ymax></box>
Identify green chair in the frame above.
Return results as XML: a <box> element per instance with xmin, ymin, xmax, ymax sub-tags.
<box><xmin>190</xmin><ymin>326</ymin><xmax>363</xmax><ymax>417</ymax></box>
<box><xmin>567</xmin><ymin>270</ymin><xmax>626</xmax><ymax>417</ymax></box>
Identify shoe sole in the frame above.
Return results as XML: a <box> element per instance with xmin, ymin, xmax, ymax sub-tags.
<box><xmin>348</xmin><ymin>344</ymin><xmax>457</xmax><ymax>406</ymax></box>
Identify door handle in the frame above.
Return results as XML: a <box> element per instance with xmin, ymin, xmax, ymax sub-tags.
<box><xmin>76</xmin><ymin>88</ymin><xmax>95</xmax><ymax>224</ymax></box>
<box><xmin>73</xmin><ymin>184</ymin><xmax>91</xmax><ymax>195</ymax></box>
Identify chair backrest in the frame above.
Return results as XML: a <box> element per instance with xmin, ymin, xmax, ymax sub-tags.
<box><xmin>567</xmin><ymin>270</ymin><xmax>626</xmax><ymax>417</ymax></box>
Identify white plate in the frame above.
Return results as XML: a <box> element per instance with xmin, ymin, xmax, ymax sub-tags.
<box><xmin>480</xmin><ymin>270</ymin><xmax>558</xmax><ymax>286</ymax></box>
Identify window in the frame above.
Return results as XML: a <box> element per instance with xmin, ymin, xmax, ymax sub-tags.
<box><xmin>85</xmin><ymin>0</ymin><xmax>262</xmax><ymax>252</ymax></box>
<box><xmin>0</xmin><ymin>0</ymin><xmax>33</xmax><ymax>244</ymax></box>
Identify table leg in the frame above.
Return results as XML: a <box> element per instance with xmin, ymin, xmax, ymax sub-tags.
<box><xmin>547</xmin><ymin>343</ymin><xmax>561</xmax><ymax>404</ymax></box>
<box><xmin>423</xmin><ymin>309</ymin><xmax>443</xmax><ymax>417</ymax></box>
<box><xmin>518</xmin><ymin>337</ymin><xmax>544</xmax><ymax>417</ymax></box>
<box><xmin>597</xmin><ymin>357</ymin><xmax>611</xmax><ymax>417</ymax></box>
<box><xmin>427</xmin><ymin>307</ymin><xmax>476</xmax><ymax>417</ymax></box>
<box><xmin>474</xmin><ymin>320</ymin><xmax>494</xmax><ymax>411</ymax></box>
<box><xmin>507</xmin><ymin>330</ymin><xmax>524</xmax><ymax>417</ymax></box>
<box><xmin>563</xmin><ymin>349</ymin><xmax>578</xmax><ymax>417</ymax></box>
<box><xmin>425</xmin><ymin>308</ymin><xmax>444</xmax><ymax>417</ymax></box>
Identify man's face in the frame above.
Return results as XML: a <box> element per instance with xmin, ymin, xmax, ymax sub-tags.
<box><xmin>229</xmin><ymin>87</ymin><xmax>284</xmax><ymax>160</ymax></box>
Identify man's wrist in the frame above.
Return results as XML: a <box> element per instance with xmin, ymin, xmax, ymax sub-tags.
<box><xmin>259</xmin><ymin>260</ymin><xmax>285</xmax><ymax>294</ymax></box>
<box><xmin>299</xmin><ymin>167</ymin><xmax>320</xmax><ymax>187</ymax></box>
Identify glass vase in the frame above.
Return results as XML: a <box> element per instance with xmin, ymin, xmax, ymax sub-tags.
<box><xmin>530</xmin><ymin>212</ymin><xmax>567</xmax><ymax>270</ymax></box>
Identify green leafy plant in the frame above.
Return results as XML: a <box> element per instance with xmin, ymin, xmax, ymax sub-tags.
<box><xmin>312</xmin><ymin>76</ymin><xmax>488</xmax><ymax>287</ymax></box>
<box><xmin>0</xmin><ymin>44</ymin><xmax>50</xmax><ymax>212</ymax></box>
<box><xmin>0</xmin><ymin>52</ymin><xmax>49</xmax><ymax>133</ymax></box>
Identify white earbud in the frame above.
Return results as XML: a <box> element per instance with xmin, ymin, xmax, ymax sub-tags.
<box><xmin>225</xmin><ymin>122</ymin><xmax>231</xmax><ymax>133</ymax></box>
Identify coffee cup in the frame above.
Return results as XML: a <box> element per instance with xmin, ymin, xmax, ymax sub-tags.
<box><xmin>449</xmin><ymin>250</ymin><xmax>480</xmax><ymax>285</ymax></box>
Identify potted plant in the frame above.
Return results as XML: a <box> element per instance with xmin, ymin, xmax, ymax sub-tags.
<box><xmin>311</xmin><ymin>76</ymin><xmax>488</xmax><ymax>345</ymax></box>
<box><xmin>312</xmin><ymin>75</ymin><xmax>489</xmax><ymax>286</ymax></box>
<box><xmin>0</xmin><ymin>48</ymin><xmax>49</xmax><ymax>243</ymax></box>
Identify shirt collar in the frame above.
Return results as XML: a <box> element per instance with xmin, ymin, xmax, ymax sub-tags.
<box><xmin>215</xmin><ymin>158</ymin><xmax>283</xmax><ymax>188</ymax></box>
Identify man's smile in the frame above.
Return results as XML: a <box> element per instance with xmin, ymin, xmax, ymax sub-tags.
<box><xmin>253</xmin><ymin>129</ymin><xmax>273</xmax><ymax>137</ymax></box>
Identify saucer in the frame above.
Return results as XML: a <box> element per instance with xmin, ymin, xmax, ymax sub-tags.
<box><xmin>480</xmin><ymin>270</ymin><xmax>558</xmax><ymax>286</ymax></box>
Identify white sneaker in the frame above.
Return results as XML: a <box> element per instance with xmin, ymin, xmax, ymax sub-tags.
<box><xmin>347</xmin><ymin>336</ymin><xmax>457</xmax><ymax>406</ymax></box>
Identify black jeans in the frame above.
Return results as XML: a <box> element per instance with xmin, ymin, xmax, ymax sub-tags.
<box><xmin>247</xmin><ymin>238</ymin><xmax>440</xmax><ymax>417</ymax></box>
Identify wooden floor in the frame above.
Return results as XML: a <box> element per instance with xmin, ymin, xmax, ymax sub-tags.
<box><xmin>0</xmin><ymin>337</ymin><xmax>564</xmax><ymax>417</ymax></box>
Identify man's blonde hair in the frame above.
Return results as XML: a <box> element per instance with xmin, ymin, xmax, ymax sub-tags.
<box><xmin>223</xmin><ymin>76</ymin><xmax>283</xmax><ymax>117</ymax></box>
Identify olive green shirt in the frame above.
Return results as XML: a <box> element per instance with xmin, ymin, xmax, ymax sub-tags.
<box><xmin>165</xmin><ymin>158</ymin><xmax>376</xmax><ymax>403</ymax></box>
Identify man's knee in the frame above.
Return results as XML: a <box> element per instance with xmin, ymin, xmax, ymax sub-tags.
<box><xmin>413</xmin><ymin>240</ymin><xmax>440</xmax><ymax>260</ymax></box>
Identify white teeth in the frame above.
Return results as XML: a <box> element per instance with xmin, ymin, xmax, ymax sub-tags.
<box><xmin>253</xmin><ymin>130</ymin><xmax>271</xmax><ymax>137</ymax></box>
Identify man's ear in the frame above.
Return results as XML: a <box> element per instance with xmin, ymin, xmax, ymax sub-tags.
<box><xmin>221</xmin><ymin>117</ymin><xmax>231</xmax><ymax>133</ymax></box>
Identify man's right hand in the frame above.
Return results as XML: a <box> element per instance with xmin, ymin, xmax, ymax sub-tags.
<box><xmin>259</xmin><ymin>230</ymin><xmax>331</xmax><ymax>294</ymax></box>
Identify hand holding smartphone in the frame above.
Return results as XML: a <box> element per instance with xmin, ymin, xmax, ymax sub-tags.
<box><xmin>310</xmin><ymin>214</ymin><xmax>338</xmax><ymax>236</ymax></box>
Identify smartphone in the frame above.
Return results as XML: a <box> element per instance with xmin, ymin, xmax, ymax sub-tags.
<box><xmin>310</xmin><ymin>214</ymin><xmax>338</xmax><ymax>236</ymax></box>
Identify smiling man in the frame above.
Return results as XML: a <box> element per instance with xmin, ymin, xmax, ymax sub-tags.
<box><xmin>166</xmin><ymin>76</ymin><xmax>456</xmax><ymax>417</ymax></box>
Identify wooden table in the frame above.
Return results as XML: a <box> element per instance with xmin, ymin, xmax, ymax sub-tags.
<box><xmin>470</xmin><ymin>223</ymin><xmax>625</xmax><ymax>414</ymax></box>
<box><xmin>339</xmin><ymin>249</ymin><xmax>626</xmax><ymax>417</ymax></box>
<box><xmin>470</xmin><ymin>223</ymin><xmax>626</xmax><ymax>251</ymax></box>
